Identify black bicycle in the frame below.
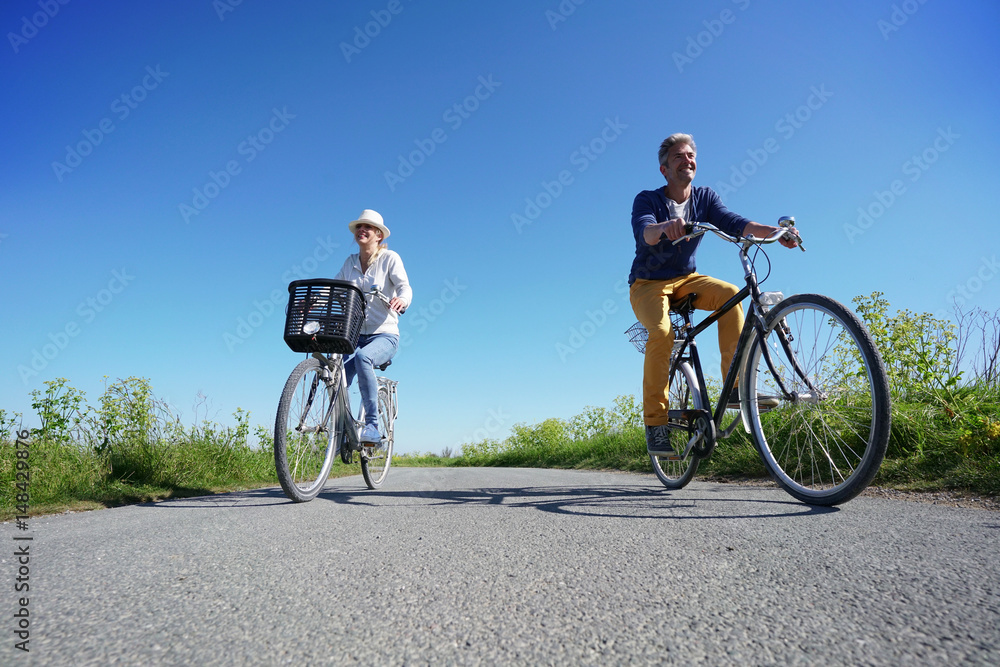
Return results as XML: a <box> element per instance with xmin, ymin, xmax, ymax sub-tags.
<box><xmin>625</xmin><ymin>218</ymin><xmax>890</xmax><ymax>506</ymax></box>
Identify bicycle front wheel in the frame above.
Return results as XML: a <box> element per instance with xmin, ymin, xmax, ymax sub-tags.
<box><xmin>274</xmin><ymin>357</ymin><xmax>341</xmax><ymax>502</ymax></box>
<box><xmin>651</xmin><ymin>360</ymin><xmax>701</xmax><ymax>489</ymax></box>
<box><xmin>743</xmin><ymin>294</ymin><xmax>890</xmax><ymax>505</ymax></box>
<box><xmin>361</xmin><ymin>384</ymin><xmax>395</xmax><ymax>489</ymax></box>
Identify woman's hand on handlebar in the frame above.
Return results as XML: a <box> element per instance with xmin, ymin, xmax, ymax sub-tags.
<box><xmin>388</xmin><ymin>297</ymin><xmax>407</xmax><ymax>314</ymax></box>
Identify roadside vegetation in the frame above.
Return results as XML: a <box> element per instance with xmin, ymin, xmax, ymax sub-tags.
<box><xmin>3</xmin><ymin>294</ymin><xmax>998</xmax><ymax>518</ymax></box>
<box><xmin>458</xmin><ymin>294</ymin><xmax>1000</xmax><ymax>497</ymax></box>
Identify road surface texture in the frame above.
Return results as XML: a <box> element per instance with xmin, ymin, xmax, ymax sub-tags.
<box><xmin>4</xmin><ymin>467</ymin><xmax>998</xmax><ymax>665</ymax></box>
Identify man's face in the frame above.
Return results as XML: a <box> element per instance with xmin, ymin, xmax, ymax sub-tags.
<box><xmin>660</xmin><ymin>143</ymin><xmax>697</xmax><ymax>185</ymax></box>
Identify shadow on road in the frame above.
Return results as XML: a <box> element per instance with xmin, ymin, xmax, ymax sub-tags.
<box><xmin>320</xmin><ymin>484</ymin><xmax>838</xmax><ymax>520</ymax></box>
<box><xmin>150</xmin><ymin>481</ymin><xmax>837</xmax><ymax>520</ymax></box>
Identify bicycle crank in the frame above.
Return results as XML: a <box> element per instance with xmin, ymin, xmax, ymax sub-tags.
<box><xmin>691</xmin><ymin>414</ymin><xmax>717</xmax><ymax>458</ymax></box>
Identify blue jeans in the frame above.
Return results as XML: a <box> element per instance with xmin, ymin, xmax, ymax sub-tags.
<box><xmin>344</xmin><ymin>333</ymin><xmax>398</xmax><ymax>426</ymax></box>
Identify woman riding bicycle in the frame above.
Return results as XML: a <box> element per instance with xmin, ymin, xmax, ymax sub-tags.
<box><xmin>334</xmin><ymin>209</ymin><xmax>412</xmax><ymax>444</ymax></box>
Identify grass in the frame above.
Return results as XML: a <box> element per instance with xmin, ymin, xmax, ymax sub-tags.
<box><xmin>3</xmin><ymin>384</ymin><xmax>998</xmax><ymax>520</ymax></box>
<box><xmin>4</xmin><ymin>297</ymin><xmax>999</xmax><ymax>517</ymax></box>
<box><xmin>453</xmin><ymin>392</ymin><xmax>1000</xmax><ymax>498</ymax></box>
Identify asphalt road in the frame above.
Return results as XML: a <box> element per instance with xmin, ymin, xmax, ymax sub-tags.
<box><xmin>4</xmin><ymin>467</ymin><xmax>999</xmax><ymax>665</ymax></box>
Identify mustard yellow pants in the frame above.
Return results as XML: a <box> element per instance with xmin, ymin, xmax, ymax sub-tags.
<box><xmin>630</xmin><ymin>274</ymin><xmax>744</xmax><ymax>425</ymax></box>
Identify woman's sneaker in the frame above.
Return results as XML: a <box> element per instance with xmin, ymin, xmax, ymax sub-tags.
<box><xmin>360</xmin><ymin>423</ymin><xmax>381</xmax><ymax>444</ymax></box>
<box><xmin>645</xmin><ymin>425</ymin><xmax>677</xmax><ymax>458</ymax></box>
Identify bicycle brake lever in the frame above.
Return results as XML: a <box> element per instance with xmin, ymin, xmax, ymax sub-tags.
<box><xmin>784</xmin><ymin>231</ymin><xmax>806</xmax><ymax>252</ymax></box>
<box><xmin>672</xmin><ymin>226</ymin><xmax>703</xmax><ymax>245</ymax></box>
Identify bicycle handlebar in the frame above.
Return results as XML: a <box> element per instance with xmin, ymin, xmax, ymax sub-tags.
<box><xmin>674</xmin><ymin>220</ymin><xmax>805</xmax><ymax>252</ymax></box>
<box><xmin>367</xmin><ymin>286</ymin><xmax>406</xmax><ymax>314</ymax></box>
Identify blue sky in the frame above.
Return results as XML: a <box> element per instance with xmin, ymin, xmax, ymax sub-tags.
<box><xmin>2</xmin><ymin>0</ymin><xmax>998</xmax><ymax>454</ymax></box>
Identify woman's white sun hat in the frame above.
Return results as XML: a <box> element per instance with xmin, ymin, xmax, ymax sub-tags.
<box><xmin>348</xmin><ymin>209</ymin><xmax>390</xmax><ymax>240</ymax></box>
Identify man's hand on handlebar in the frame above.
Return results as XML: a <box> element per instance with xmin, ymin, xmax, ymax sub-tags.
<box><xmin>743</xmin><ymin>221</ymin><xmax>801</xmax><ymax>249</ymax></box>
<box><xmin>663</xmin><ymin>217</ymin><xmax>690</xmax><ymax>242</ymax></box>
<box><xmin>778</xmin><ymin>228</ymin><xmax>801</xmax><ymax>249</ymax></box>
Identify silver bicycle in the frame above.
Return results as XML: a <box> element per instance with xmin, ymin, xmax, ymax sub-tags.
<box><xmin>274</xmin><ymin>279</ymin><xmax>399</xmax><ymax>502</ymax></box>
<box><xmin>626</xmin><ymin>218</ymin><xmax>891</xmax><ymax>506</ymax></box>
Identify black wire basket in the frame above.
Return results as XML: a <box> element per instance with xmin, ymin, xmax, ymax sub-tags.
<box><xmin>625</xmin><ymin>314</ymin><xmax>686</xmax><ymax>355</ymax></box>
<box><xmin>625</xmin><ymin>321</ymin><xmax>648</xmax><ymax>354</ymax></box>
<box><xmin>283</xmin><ymin>279</ymin><xmax>366</xmax><ymax>354</ymax></box>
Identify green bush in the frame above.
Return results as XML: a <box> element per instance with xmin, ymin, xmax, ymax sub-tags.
<box><xmin>456</xmin><ymin>296</ymin><xmax>1000</xmax><ymax>496</ymax></box>
<box><xmin>1</xmin><ymin>377</ymin><xmax>275</xmax><ymax>518</ymax></box>
<box><xmin>3</xmin><ymin>295</ymin><xmax>998</xmax><ymax>517</ymax></box>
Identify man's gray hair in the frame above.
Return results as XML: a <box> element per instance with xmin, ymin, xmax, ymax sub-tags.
<box><xmin>658</xmin><ymin>133</ymin><xmax>696</xmax><ymax>166</ymax></box>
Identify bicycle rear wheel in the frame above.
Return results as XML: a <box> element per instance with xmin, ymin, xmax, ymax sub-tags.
<box><xmin>274</xmin><ymin>357</ymin><xmax>341</xmax><ymax>502</ymax></box>
<box><xmin>743</xmin><ymin>294</ymin><xmax>890</xmax><ymax>505</ymax></box>
<box><xmin>361</xmin><ymin>383</ymin><xmax>395</xmax><ymax>489</ymax></box>
<box><xmin>651</xmin><ymin>360</ymin><xmax>701</xmax><ymax>489</ymax></box>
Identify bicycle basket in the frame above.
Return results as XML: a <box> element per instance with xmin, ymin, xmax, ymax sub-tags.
<box><xmin>283</xmin><ymin>279</ymin><xmax>366</xmax><ymax>354</ymax></box>
<box><xmin>625</xmin><ymin>315</ymin><xmax>687</xmax><ymax>355</ymax></box>
<box><xmin>625</xmin><ymin>321</ymin><xmax>648</xmax><ymax>354</ymax></box>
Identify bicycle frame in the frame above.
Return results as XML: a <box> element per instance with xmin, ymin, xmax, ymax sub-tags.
<box><xmin>308</xmin><ymin>352</ymin><xmax>361</xmax><ymax>457</ymax></box>
<box><xmin>665</xmin><ymin>231</ymin><xmax>814</xmax><ymax>455</ymax></box>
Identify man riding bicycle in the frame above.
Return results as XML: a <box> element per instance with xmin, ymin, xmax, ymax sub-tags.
<box><xmin>629</xmin><ymin>133</ymin><xmax>799</xmax><ymax>457</ymax></box>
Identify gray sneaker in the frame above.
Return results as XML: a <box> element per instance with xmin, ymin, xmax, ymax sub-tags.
<box><xmin>645</xmin><ymin>424</ymin><xmax>676</xmax><ymax>458</ymax></box>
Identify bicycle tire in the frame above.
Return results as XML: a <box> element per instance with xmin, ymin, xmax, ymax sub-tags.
<box><xmin>743</xmin><ymin>294</ymin><xmax>890</xmax><ymax>505</ymax></box>
<box><xmin>361</xmin><ymin>385</ymin><xmax>394</xmax><ymax>489</ymax></box>
<box><xmin>651</xmin><ymin>361</ymin><xmax>701</xmax><ymax>489</ymax></box>
<box><xmin>274</xmin><ymin>357</ymin><xmax>341</xmax><ymax>502</ymax></box>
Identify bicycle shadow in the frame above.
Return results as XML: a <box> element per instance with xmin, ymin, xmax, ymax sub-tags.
<box><xmin>313</xmin><ymin>483</ymin><xmax>838</xmax><ymax>520</ymax></box>
<box><xmin>149</xmin><ymin>479</ymin><xmax>838</xmax><ymax>520</ymax></box>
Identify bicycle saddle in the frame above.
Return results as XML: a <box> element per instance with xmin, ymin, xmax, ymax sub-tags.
<box><xmin>670</xmin><ymin>293</ymin><xmax>697</xmax><ymax>315</ymax></box>
<box><xmin>376</xmin><ymin>360</ymin><xmax>392</xmax><ymax>371</ymax></box>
